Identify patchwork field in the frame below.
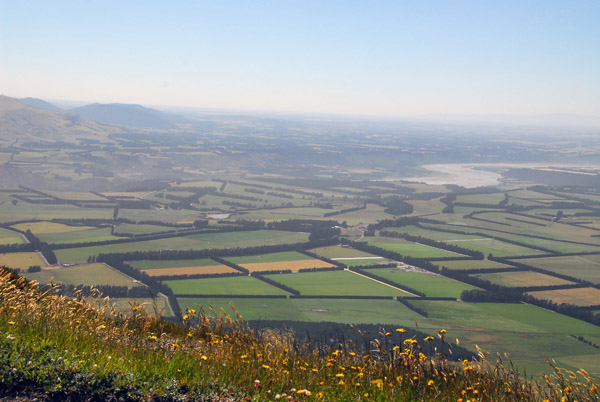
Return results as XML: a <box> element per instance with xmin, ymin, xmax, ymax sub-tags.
<box><xmin>390</xmin><ymin>225</ymin><xmax>547</xmax><ymax>256</ymax></box>
<box><xmin>176</xmin><ymin>297</ymin><xmax>421</xmax><ymax>324</ymax></box>
<box><xmin>0</xmin><ymin>252</ymin><xmax>46</xmax><ymax>269</ymax></box>
<box><xmin>527</xmin><ymin>287</ymin><xmax>600</xmax><ymax>307</ymax></box>
<box><xmin>225</xmin><ymin>251</ymin><xmax>334</xmax><ymax>272</ymax></box>
<box><xmin>113</xmin><ymin>223</ymin><xmax>175</xmax><ymax>235</ymax></box>
<box><xmin>407</xmin><ymin>300</ymin><xmax>600</xmax><ymax>376</ymax></box>
<box><xmin>37</xmin><ymin>227</ymin><xmax>119</xmax><ymax>244</ymax></box>
<box><xmin>366</xmin><ymin>236</ymin><xmax>465</xmax><ymax>258</ymax></box>
<box><xmin>474</xmin><ymin>271</ymin><xmax>576</xmax><ymax>287</ymax></box>
<box><xmin>435</xmin><ymin>259</ymin><xmax>514</xmax><ymax>270</ymax></box>
<box><xmin>368</xmin><ymin>267</ymin><xmax>478</xmax><ymax>298</ymax></box>
<box><xmin>165</xmin><ymin>276</ymin><xmax>288</xmax><ymax>296</ymax></box>
<box><xmin>128</xmin><ymin>258</ymin><xmax>220</xmax><ymax>270</ymax></box>
<box><xmin>268</xmin><ymin>270</ymin><xmax>412</xmax><ymax>296</ymax></box>
<box><xmin>512</xmin><ymin>255</ymin><xmax>600</xmax><ymax>284</ymax></box>
<box><xmin>309</xmin><ymin>245</ymin><xmax>391</xmax><ymax>266</ymax></box>
<box><xmin>23</xmin><ymin>263</ymin><xmax>142</xmax><ymax>288</ymax></box>
<box><xmin>0</xmin><ymin>228</ymin><xmax>24</xmax><ymax>245</ymax></box>
<box><xmin>12</xmin><ymin>221</ymin><xmax>96</xmax><ymax>234</ymax></box>
<box><xmin>143</xmin><ymin>265</ymin><xmax>236</xmax><ymax>277</ymax></box>
<box><xmin>55</xmin><ymin>230</ymin><xmax>310</xmax><ymax>263</ymax></box>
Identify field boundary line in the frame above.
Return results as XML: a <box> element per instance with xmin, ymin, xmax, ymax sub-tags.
<box><xmin>344</xmin><ymin>268</ymin><xmax>418</xmax><ymax>297</ymax></box>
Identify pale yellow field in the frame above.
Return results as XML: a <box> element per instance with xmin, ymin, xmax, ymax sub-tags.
<box><xmin>240</xmin><ymin>259</ymin><xmax>335</xmax><ymax>273</ymax></box>
<box><xmin>143</xmin><ymin>265</ymin><xmax>237</xmax><ymax>276</ymax></box>
<box><xmin>0</xmin><ymin>252</ymin><xmax>45</xmax><ymax>269</ymax></box>
<box><xmin>528</xmin><ymin>287</ymin><xmax>600</xmax><ymax>306</ymax></box>
<box><xmin>12</xmin><ymin>221</ymin><xmax>95</xmax><ymax>234</ymax></box>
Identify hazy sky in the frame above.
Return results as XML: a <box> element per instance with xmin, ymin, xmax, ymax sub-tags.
<box><xmin>1</xmin><ymin>1</ymin><xmax>599</xmax><ymax>119</ymax></box>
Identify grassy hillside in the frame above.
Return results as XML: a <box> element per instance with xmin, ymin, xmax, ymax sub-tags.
<box><xmin>1</xmin><ymin>267</ymin><xmax>598</xmax><ymax>401</ymax></box>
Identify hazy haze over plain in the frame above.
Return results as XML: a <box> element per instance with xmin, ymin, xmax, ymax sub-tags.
<box><xmin>1</xmin><ymin>0</ymin><xmax>599</xmax><ymax>125</ymax></box>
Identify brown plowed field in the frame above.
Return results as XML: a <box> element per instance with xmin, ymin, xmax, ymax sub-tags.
<box><xmin>240</xmin><ymin>259</ymin><xmax>335</xmax><ymax>273</ymax></box>
<box><xmin>143</xmin><ymin>265</ymin><xmax>236</xmax><ymax>276</ymax></box>
<box><xmin>527</xmin><ymin>287</ymin><xmax>600</xmax><ymax>306</ymax></box>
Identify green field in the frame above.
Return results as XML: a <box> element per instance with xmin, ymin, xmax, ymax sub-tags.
<box><xmin>309</xmin><ymin>245</ymin><xmax>391</xmax><ymax>266</ymax></box>
<box><xmin>0</xmin><ymin>228</ymin><xmax>24</xmax><ymax>245</ymax></box>
<box><xmin>436</xmin><ymin>259</ymin><xmax>514</xmax><ymax>270</ymax></box>
<box><xmin>390</xmin><ymin>225</ymin><xmax>546</xmax><ymax>256</ymax></box>
<box><xmin>474</xmin><ymin>270</ymin><xmax>575</xmax><ymax>287</ymax></box>
<box><xmin>455</xmin><ymin>192</ymin><xmax>507</xmax><ymax>205</ymax></box>
<box><xmin>12</xmin><ymin>221</ymin><xmax>96</xmax><ymax>234</ymax></box>
<box><xmin>23</xmin><ymin>263</ymin><xmax>141</xmax><ymax>288</ymax></box>
<box><xmin>55</xmin><ymin>230</ymin><xmax>310</xmax><ymax>263</ymax></box>
<box><xmin>128</xmin><ymin>258</ymin><xmax>218</xmax><ymax>270</ymax></box>
<box><xmin>225</xmin><ymin>251</ymin><xmax>311</xmax><ymax>264</ymax></box>
<box><xmin>165</xmin><ymin>276</ymin><xmax>288</xmax><ymax>295</ymax></box>
<box><xmin>0</xmin><ymin>252</ymin><xmax>46</xmax><ymax>269</ymax></box>
<box><xmin>177</xmin><ymin>297</ymin><xmax>421</xmax><ymax>324</ymax></box>
<box><xmin>366</xmin><ymin>236</ymin><xmax>465</xmax><ymax>258</ymax></box>
<box><xmin>511</xmin><ymin>255</ymin><xmax>600</xmax><ymax>284</ymax></box>
<box><xmin>407</xmin><ymin>300</ymin><xmax>600</xmax><ymax>376</ymax></box>
<box><xmin>267</xmin><ymin>270</ymin><xmax>412</xmax><ymax>296</ymax></box>
<box><xmin>113</xmin><ymin>223</ymin><xmax>176</xmax><ymax>235</ymax></box>
<box><xmin>368</xmin><ymin>267</ymin><xmax>478</xmax><ymax>298</ymax></box>
<box><xmin>38</xmin><ymin>227</ymin><xmax>119</xmax><ymax>244</ymax></box>
<box><xmin>310</xmin><ymin>245</ymin><xmax>378</xmax><ymax>259</ymax></box>
<box><xmin>0</xmin><ymin>204</ymin><xmax>113</xmax><ymax>223</ymax></box>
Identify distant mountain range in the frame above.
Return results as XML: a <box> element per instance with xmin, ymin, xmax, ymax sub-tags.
<box><xmin>19</xmin><ymin>97</ymin><xmax>64</xmax><ymax>113</ymax></box>
<box><xmin>18</xmin><ymin>97</ymin><xmax>189</xmax><ymax>130</ymax></box>
<box><xmin>0</xmin><ymin>95</ymin><xmax>121</xmax><ymax>145</ymax></box>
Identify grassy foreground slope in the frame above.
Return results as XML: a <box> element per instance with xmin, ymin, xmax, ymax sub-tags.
<box><xmin>1</xmin><ymin>267</ymin><xmax>599</xmax><ymax>401</ymax></box>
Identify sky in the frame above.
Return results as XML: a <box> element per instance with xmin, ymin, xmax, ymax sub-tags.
<box><xmin>1</xmin><ymin>1</ymin><xmax>599</xmax><ymax>120</ymax></box>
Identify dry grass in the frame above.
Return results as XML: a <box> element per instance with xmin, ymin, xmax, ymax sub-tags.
<box><xmin>143</xmin><ymin>264</ymin><xmax>237</xmax><ymax>276</ymax></box>
<box><xmin>1</xmin><ymin>266</ymin><xmax>599</xmax><ymax>401</ymax></box>
<box><xmin>240</xmin><ymin>259</ymin><xmax>335</xmax><ymax>273</ymax></box>
<box><xmin>527</xmin><ymin>287</ymin><xmax>600</xmax><ymax>307</ymax></box>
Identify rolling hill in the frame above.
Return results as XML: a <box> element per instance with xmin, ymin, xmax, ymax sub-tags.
<box><xmin>0</xmin><ymin>95</ymin><xmax>122</xmax><ymax>145</ymax></box>
<box><xmin>68</xmin><ymin>103</ymin><xmax>188</xmax><ymax>129</ymax></box>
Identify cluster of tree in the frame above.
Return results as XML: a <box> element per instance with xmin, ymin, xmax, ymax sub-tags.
<box><xmin>211</xmin><ymin>192</ymin><xmax>260</xmax><ymax>202</ymax></box>
<box><xmin>397</xmin><ymin>298</ymin><xmax>428</xmax><ymax>317</ymax></box>
<box><xmin>11</xmin><ymin>195</ymin><xmax>64</xmax><ymax>205</ymax></box>
<box><xmin>151</xmin><ymin>271</ymin><xmax>244</xmax><ymax>282</ymax></box>
<box><xmin>297</xmin><ymin>249</ymin><xmax>346</xmax><ymax>268</ymax></box>
<box><xmin>310</xmin><ymin>202</ymin><xmax>333</xmax><ymax>209</ymax></box>
<box><xmin>22</xmin><ymin>230</ymin><xmax>57</xmax><ymax>264</ymax></box>
<box><xmin>367</xmin><ymin>216</ymin><xmax>432</xmax><ymax>231</ymax></box>
<box><xmin>349</xmin><ymin>267</ymin><xmax>425</xmax><ymax>297</ymax></box>
<box><xmin>266</xmin><ymin>191</ymin><xmax>293</xmax><ymax>199</ymax></box>
<box><xmin>95</xmin><ymin>240</ymin><xmax>337</xmax><ymax>264</ymax></box>
<box><xmin>572</xmin><ymin>335</ymin><xmax>600</xmax><ymax>350</ymax></box>
<box><xmin>378</xmin><ymin>196</ymin><xmax>414</xmax><ymax>216</ymax></box>
<box><xmin>244</xmin><ymin>188</ymin><xmax>265</xmax><ymax>195</ymax></box>
<box><xmin>211</xmin><ymin>256</ymin><xmax>249</xmax><ymax>274</ymax></box>
<box><xmin>253</xmin><ymin>273</ymin><xmax>299</xmax><ymax>295</ymax></box>
<box><xmin>222</xmin><ymin>200</ymin><xmax>257</xmax><ymax>209</ymax></box>
<box><xmin>298</xmin><ymin>266</ymin><xmax>344</xmax><ymax>273</ymax></box>
<box><xmin>94</xmin><ymin>256</ymin><xmax>181</xmax><ymax>317</ymax></box>
<box><xmin>27</xmin><ymin>265</ymin><xmax>41</xmax><ymax>273</ymax></box>
<box><xmin>349</xmin><ymin>263</ymin><xmax>397</xmax><ymax>270</ymax></box>
<box><xmin>378</xmin><ymin>231</ymin><xmax>484</xmax><ymax>259</ymax></box>
<box><xmin>0</xmin><ymin>242</ymin><xmax>34</xmax><ymax>253</ymax></box>
<box><xmin>323</xmin><ymin>203</ymin><xmax>366</xmax><ymax>217</ymax></box>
